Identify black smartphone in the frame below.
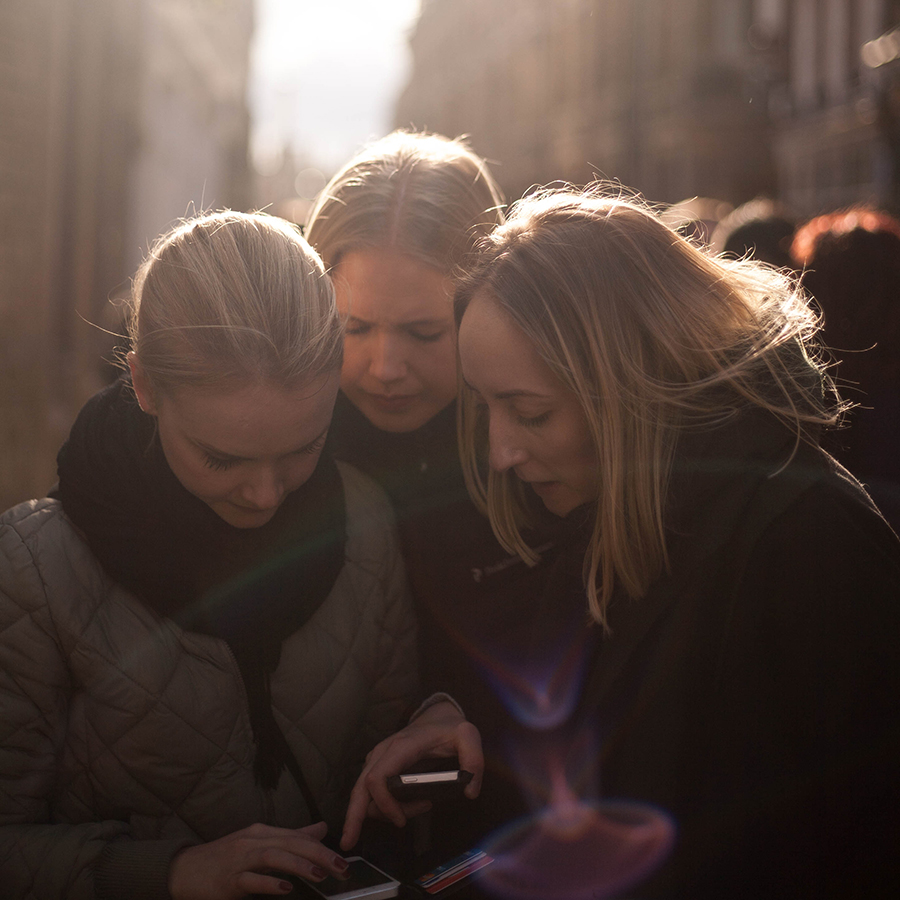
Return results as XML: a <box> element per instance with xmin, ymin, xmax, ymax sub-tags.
<box><xmin>386</xmin><ymin>756</ymin><xmax>474</xmax><ymax>803</ymax></box>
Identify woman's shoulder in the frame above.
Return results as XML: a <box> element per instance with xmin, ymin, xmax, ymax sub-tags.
<box><xmin>722</xmin><ymin>449</ymin><xmax>900</xmax><ymax>653</ymax></box>
<box><xmin>1</xmin><ymin>496</ymin><xmax>83</xmax><ymax>553</ymax></box>
<box><xmin>334</xmin><ymin>460</ymin><xmax>397</xmax><ymax>524</ymax></box>
<box><xmin>0</xmin><ymin>497</ymin><xmax>112</xmax><ymax>617</ymax></box>
<box><xmin>760</xmin><ymin>452</ymin><xmax>900</xmax><ymax>571</ymax></box>
<box><xmin>333</xmin><ymin>461</ymin><xmax>403</xmax><ymax>570</ymax></box>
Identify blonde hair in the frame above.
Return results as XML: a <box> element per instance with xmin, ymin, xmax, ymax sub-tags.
<box><xmin>127</xmin><ymin>210</ymin><xmax>342</xmax><ymax>396</ymax></box>
<box><xmin>456</xmin><ymin>186</ymin><xmax>842</xmax><ymax>628</ymax></box>
<box><xmin>305</xmin><ymin>130</ymin><xmax>505</xmax><ymax>275</ymax></box>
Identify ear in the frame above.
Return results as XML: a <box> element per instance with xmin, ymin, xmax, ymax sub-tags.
<box><xmin>127</xmin><ymin>351</ymin><xmax>158</xmax><ymax>415</ymax></box>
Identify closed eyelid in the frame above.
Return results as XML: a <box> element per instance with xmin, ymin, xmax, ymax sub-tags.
<box><xmin>404</xmin><ymin>327</ymin><xmax>446</xmax><ymax>341</ymax></box>
<box><xmin>516</xmin><ymin>410</ymin><xmax>551</xmax><ymax>426</ymax></box>
<box><xmin>198</xmin><ymin>427</ymin><xmax>328</xmax><ymax>464</ymax></box>
<box><xmin>205</xmin><ymin>458</ymin><xmax>235</xmax><ymax>472</ymax></box>
<box><xmin>200</xmin><ymin>445</ymin><xmax>243</xmax><ymax>465</ymax></box>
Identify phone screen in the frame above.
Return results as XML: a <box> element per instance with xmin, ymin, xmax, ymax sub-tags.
<box><xmin>308</xmin><ymin>858</ymin><xmax>398</xmax><ymax>898</ymax></box>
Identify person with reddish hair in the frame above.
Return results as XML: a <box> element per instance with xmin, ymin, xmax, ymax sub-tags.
<box><xmin>792</xmin><ymin>206</ymin><xmax>900</xmax><ymax>529</ymax></box>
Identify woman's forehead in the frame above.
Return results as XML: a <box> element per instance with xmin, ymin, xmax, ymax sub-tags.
<box><xmin>160</xmin><ymin>374</ymin><xmax>339</xmax><ymax>455</ymax></box>
<box><xmin>333</xmin><ymin>248</ymin><xmax>453</xmax><ymax>323</ymax></box>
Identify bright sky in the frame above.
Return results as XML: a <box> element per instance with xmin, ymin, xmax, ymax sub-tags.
<box><xmin>250</xmin><ymin>0</ymin><xmax>421</xmax><ymax>175</ymax></box>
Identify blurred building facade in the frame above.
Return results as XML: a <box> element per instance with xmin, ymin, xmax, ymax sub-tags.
<box><xmin>395</xmin><ymin>0</ymin><xmax>900</xmax><ymax>216</ymax></box>
<box><xmin>0</xmin><ymin>0</ymin><xmax>253</xmax><ymax>512</ymax></box>
<box><xmin>772</xmin><ymin>0</ymin><xmax>900</xmax><ymax>214</ymax></box>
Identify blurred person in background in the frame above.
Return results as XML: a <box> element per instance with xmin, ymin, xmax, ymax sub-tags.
<box><xmin>0</xmin><ymin>211</ymin><xmax>476</xmax><ymax>900</ymax></box>
<box><xmin>426</xmin><ymin>186</ymin><xmax>897</xmax><ymax>899</ymax></box>
<box><xmin>711</xmin><ymin>196</ymin><xmax>797</xmax><ymax>270</ymax></box>
<box><xmin>792</xmin><ymin>207</ymin><xmax>900</xmax><ymax>531</ymax></box>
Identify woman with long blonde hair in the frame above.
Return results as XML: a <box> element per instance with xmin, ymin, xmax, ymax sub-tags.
<box><xmin>447</xmin><ymin>186</ymin><xmax>900</xmax><ymax>897</ymax></box>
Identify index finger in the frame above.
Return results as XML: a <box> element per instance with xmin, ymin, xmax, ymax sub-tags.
<box><xmin>341</xmin><ymin>737</ymin><xmax>428</xmax><ymax>850</ymax></box>
<box><xmin>341</xmin><ymin>774</ymin><xmax>372</xmax><ymax>851</ymax></box>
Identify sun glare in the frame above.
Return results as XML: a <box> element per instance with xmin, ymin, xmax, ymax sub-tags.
<box><xmin>250</xmin><ymin>0</ymin><xmax>421</xmax><ymax>172</ymax></box>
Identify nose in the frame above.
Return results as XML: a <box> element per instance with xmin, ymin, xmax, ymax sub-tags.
<box><xmin>487</xmin><ymin>416</ymin><xmax>529</xmax><ymax>472</ymax></box>
<box><xmin>368</xmin><ymin>331</ymin><xmax>408</xmax><ymax>384</ymax></box>
<box><xmin>238</xmin><ymin>464</ymin><xmax>285</xmax><ymax>510</ymax></box>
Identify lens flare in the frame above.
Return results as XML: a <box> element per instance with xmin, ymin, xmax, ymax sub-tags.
<box><xmin>477</xmin><ymin>745</ymin><xmax>675</xmax><ymax>900</ymax></box>
<box><xmin>479</xmin><ymin>798</ymin><xmax>675</xmax><ymax>900</ymax></box>
<box><xmin>443</xmin><ymin>610</ymin><xmax>594</xmax><ymax>732</ymax></box>
<box><xmin>480</xmin><ymin>628</ymin><xmax>591</xmax><ymax>731</ymax></box>
<box><xmin>429</xmin><ymin>571</ymin><xmax>676</xmax><ymax>897</ymax></box>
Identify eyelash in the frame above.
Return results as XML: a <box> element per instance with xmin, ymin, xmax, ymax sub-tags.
<box><xmin>301</xmin><ymin>435</ymin><xmax>327</xmax><ymax>455</ymax></box>
<box><xmin>472</xmin><ymin>400</ymin><xmax>550</xmax><ymax>429</ymax></box>
<box><xmin>204</xmin><ymin>454</ymin><xmax>238</xmax><ymax>472</ymax></box>
<box><xmin>344</xmin><ymin>323</ymin><xmax>445</xmax><ymax>343</ymax></box>
<box><xmin>517</xmin><ymin>411</ymin><xmax>551</xmax><ymax>428</ymax></box>
<box><xmin>202</xmin><ymin>436</ymin><xmax>326</xmax><ymax>471</ymax></box>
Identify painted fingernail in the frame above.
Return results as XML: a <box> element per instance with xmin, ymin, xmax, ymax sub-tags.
<box><xmin>334</xmin><ymin>856</ymin><xmax>349</xmax><ymax>871</ymax></box>
<box><xmin>279</xmin><ymin>881</ymin><xmax>293</xmax><ymax>893</ymax></box>
<box><xmin>311</xmin><ymin>867</ymin><xmax>328</xmax><ymax>880</ymax></box>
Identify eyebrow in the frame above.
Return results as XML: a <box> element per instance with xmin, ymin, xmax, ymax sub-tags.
<box><xmin>495</xmin><ymin>389</ymin><xmax>550</xmax><ymax>400</ymax></box>
<box><xmin>195</xmin><ymin>425</ymin><xmax>329</xmax><ymax>461</ymax></box>
<box><xmin>346</xmin><ymin>315</ymin><xmax>449</xmax><ymax>328</ymax></box>
<box><xmin>462</xmin><ymin>380</ymin><xmax>550</xmax><ymax>401</ymax></box>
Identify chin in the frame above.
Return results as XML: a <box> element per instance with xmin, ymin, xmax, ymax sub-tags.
<box><xmin>213</xmin><ymin>505</ymin><xmax>279</xmax><ymax>529</ymax></box>
<box><xmin>367</xmin><ymin>414</ymin><xmax>429</xmax><ymax>433</ymax></box>
<box><xmin>354</xmin><ymin>398</ymin><xmax>450</xmax><ymax>434</ymax></box>
<box><xmin>531</xmin><ymin>485</ymin><xmax>588</xmax><ymax>518</ymax></box>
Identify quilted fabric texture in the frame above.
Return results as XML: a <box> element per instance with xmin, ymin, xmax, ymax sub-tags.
<box><xmin>0</xmin><ymin>462</ymin><xmax>417</xmax><ymax>900</ymax></box>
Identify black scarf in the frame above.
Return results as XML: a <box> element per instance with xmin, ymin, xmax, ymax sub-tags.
<box><xmin>326</xmin><ymin>391</ymin><xmax>466</xmax><ymax>521</ymax></box>
<box><xmin>54</xmin><ymin>377</ymin><xmax>346</xmax><ymax>793</ymax></box>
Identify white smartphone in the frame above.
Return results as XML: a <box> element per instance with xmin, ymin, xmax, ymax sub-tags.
<box><xmin>305</xmin><ymin>857</ymin><xmax>400</xmax><ymax>900</ymax></box>
<box><xmin>398</xmin><ymin>770</ymin><xmax>459</xmax><ymax>785</ymax></box>
<box><xmin>387</xmin><ymin>756</ymin><xmax>474</xmax><ymax>802</ymax></box>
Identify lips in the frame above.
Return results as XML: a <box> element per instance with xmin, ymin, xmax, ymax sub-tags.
<box><xmin>519</xmin><ymin>478</ymin><xmax>560</xmax><ymax>500</ymax></box>
<box><xmin>226</xmin><ymin>503</ymin><xmax>281</xmax><ymax>526</ymax></box>
<box><xmin>365</xmin><ymin>392</ymin><xmax>419</xmax><ymax>412</ymax></box>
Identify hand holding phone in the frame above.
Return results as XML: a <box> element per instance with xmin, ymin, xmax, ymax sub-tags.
<box><xmin>341</xmin><ymin>702</ymin><xmax>483</xmax><ymax>851</ymax></box>
<box><xmin>306</xmin><ymin>857</ymin><xmax>399</xmax><ymax>899</ymax></box>
<box><xmin>386</xmin><ymin>756</ymin><xmax>474</xmax><ymax>803</ymax></box>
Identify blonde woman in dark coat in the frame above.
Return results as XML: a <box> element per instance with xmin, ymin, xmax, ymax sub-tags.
<box><xmin>448</xmin><ymin>187</ymin><xmax>900</xmax><ymax>899</ymax></box>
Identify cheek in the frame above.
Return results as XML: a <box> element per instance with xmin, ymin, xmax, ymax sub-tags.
<box><xmin>282</xmin><ymin>452</ymin><xmax>322</xmax><ymax>492</ymax></box>
<box><xmin>570</xmin><ymin>437</ymin><xmax>599</xmax><ymax>492</ymax></box>
<box><xmin>158</xmin><ymin>434</ymin><xmax>211</xmax><ymax>495</ymax></box>
<box><xmin>419</xmin><ymin>338</ymin><xmax>458</xmax><ymax>395</ymax></box>
<box><xmin>174</xmin><ymin>459</ymin><xmax>233</xmax><ymax>502</ymax></box>
<box><xmin>340</xmin><ymin>340</ymin><xmax>369</xmax><ymax>388</ymax></box>
<box><xmin>556</xmin><ymin>417</ymin><xmax>597</xmax><ymax>476</ymax></box>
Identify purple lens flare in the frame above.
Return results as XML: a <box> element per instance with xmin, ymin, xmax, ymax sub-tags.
<box><xmin>479</xmin><ymin>797</ymin><xmax>676</xmax><ymax>900</ymax></box>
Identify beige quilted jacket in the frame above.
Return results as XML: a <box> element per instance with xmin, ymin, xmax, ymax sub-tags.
<box><xmin>0</xmin><ymin>462</ymin><xmax>417</xmax><ymax>900</ymax></box>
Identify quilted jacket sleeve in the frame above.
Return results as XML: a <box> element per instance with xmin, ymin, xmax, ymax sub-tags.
<box><xmin>362</xmin><ymin>506</ymin><xmax>419</xmax><ymax>749</ymax></box>
<box><xmin>337</xmin><ymin>464</ymin><xmax>420</xmax><ymax>765</ymax></box>
<box><xmin>0</xmin><ymin>505</ymin><xmax>187</xmax><ymax>900</ymax></box>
